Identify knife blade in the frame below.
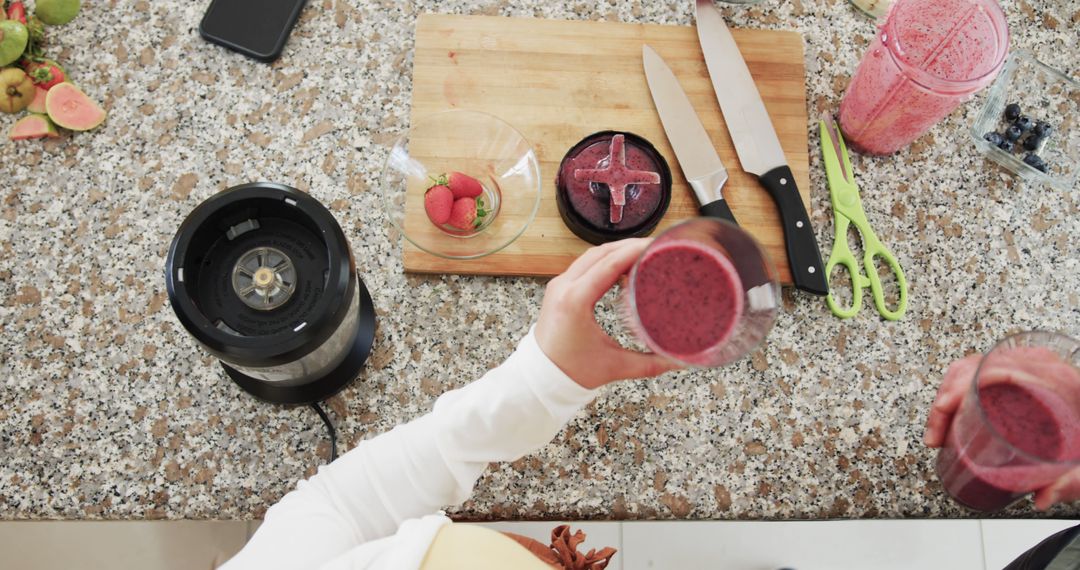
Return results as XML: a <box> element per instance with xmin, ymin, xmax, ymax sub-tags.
<box><xmin>695</xmin><ymin>0</ymin><xmax>828</xmax><ymax>296</ymax></box>
<box><xmin>642</xmin><ymin>44</ymin><xmax>737</xmax><ymax>225</ymax></box>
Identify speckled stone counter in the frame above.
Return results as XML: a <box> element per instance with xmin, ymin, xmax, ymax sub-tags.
<box><xmin>1</xmin><ymin>0</ymin><xmax>1078</xmax><ymax>521</ymax></box>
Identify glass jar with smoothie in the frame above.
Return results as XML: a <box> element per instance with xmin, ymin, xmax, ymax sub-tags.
<box><xmin>838</xmin><ymin>0</ymin><xmax>1009</xmax><ymax>155</ymax></box>
<box><xmin>624</xmin><ymin>219</ymin><xmax>779</xmax><ymax>368</ymax></box>
<box><xmin>936</xmin><ymin>332</ymin><xmax>1080</xmax><ymax>512</ymax></box>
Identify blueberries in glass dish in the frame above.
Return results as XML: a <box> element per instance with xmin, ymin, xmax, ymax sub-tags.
<box><xmin>992</xmin><ymin>104</ymin><xmax>1055</xmax><ymax>174</ymax></box>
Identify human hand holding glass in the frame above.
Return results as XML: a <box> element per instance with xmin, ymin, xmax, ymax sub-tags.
<box><xmin>535</xmin><ymin>239</ymin><xmax>682</xmax><ymax>390</ymax></box>
<box><xmin>925</xmin><ymin>333</ymin><xmax>1080</xmax><ymax>511</ymax></box>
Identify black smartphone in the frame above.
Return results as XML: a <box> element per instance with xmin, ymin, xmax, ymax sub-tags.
<box><xmin>199</xmin><ymin>0</ymin><xmax>308</xmax><ymax>63</ymax></box>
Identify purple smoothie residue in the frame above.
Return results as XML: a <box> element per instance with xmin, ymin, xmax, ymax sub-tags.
<box><xmin>559</xmin><ymin>135</ymin><xmax>664</xmax><ymax>230</ymax></box>
<box><xmin>573</xmin><ymin>134</ymin><xmax>661</xmax><ymax>224</ymax></box>
<box><xmin>632</xmin><ymin>239</ymin><xmax>744</xmax><ymax>361</ymax></box>
<box><xmin>982</xmin><ymin>383</ymin><xmax>1066</xmax><ymax>458</ymax></box>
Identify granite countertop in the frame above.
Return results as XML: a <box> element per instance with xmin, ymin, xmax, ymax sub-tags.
<box><xmin>1</xmin><ymin>0</ymin><xmax>1078</xmax><ymax>521</ymax></box>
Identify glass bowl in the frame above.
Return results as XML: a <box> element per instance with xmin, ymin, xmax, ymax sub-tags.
<box><xmin>382</xmin><ymin>110</ymin><xmax>542</xmax><ymax>259</ymax></box>
<box><xmin>970</xmin><ymin>50</ymin><xmax>1078</xmax><ymax>190</ymax></box>
<box><xmin>622</xmin><ymin>218</ymin><xmax>780</xmax><ymax>368</ymax></box>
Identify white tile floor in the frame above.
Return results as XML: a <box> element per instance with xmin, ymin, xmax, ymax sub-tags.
<box><xmin>0</xmin><ymin>519</ymin><xmax>1075</xmax><ymax>569</ymax></box>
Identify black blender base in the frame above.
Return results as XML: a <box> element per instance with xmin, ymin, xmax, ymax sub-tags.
<box><xmin>223</xmin><ymin>276</ymin><xmax>377</xmax><ymax>405</ymax></box>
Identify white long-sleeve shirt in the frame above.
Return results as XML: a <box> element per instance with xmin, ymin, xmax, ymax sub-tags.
<box><xmin>222</xmin><ymin>329</ymin><xmax>598</xmax><ymax>569</ymax></box>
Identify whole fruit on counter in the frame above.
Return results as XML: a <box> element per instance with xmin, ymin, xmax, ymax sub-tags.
<box><xmin>35</xmin><ymin>0</ymin><xmax>80</xmax><ymax>26</ymax></box>
<box><xmin>0</xmin><ymin>20</ymin><xmax>29</xmax><ymax>67</ymax></box>
<box><xmin>0</xmin><ymin>66</ymin><xmax>34</xmax><ymax>113</ymax></box>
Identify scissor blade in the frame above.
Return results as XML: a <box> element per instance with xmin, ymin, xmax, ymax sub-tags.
<box><xmin>823</xmin><ymin>118</ymin><xmax>850</xmax><ymax>184</ymax></box>
<box><xmin>818</xmin><ymin>121</ymin><xmax>845</xmax><ymax>194</ymax></box>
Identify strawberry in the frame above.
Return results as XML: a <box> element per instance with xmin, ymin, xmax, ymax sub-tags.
<box><xmin>23</xmin><ymin>58</ymin><xmax>65</xmax><ymax>90</ymax></box>
<box><xmin>424</xmin><ymin>184</ymin><xmax>453</xmax><ymax>226</ymax></box>
<box><xmin>6</xmin><ymin>1</ymin><xmax>26</xmax><ymax>24</ymax></box>
<box><xmin>448</xmin><ymin>171</ymin><xmax>483</xmax><ymax>199</ymax></box>
<box><xmin>448</xmin><ymin>197</ymin><xmax>477</xmax><ymax>230</ymax></box>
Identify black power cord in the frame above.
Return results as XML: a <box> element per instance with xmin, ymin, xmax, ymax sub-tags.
<box><xmin>309</xmin><ymin>402</ymin><xmax>338</xmax><ymax>463</ymax></box>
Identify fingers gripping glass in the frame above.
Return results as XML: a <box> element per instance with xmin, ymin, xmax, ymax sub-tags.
<box><xmin>820</xmin><ymin>119</ymin><xmax>908</xmax><ymax>320</ymax></box>
<box><xmin>936</xmin><ymin>332</ymin><xmax>1080</xmax><ymax>512</ymax></box>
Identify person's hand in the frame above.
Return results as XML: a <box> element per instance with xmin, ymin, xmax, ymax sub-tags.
<box><xmin>535</xmin><ymin>239</ymin><xmax>680</xmax><ymax>389</ymax></box>
<box><xmin>924</xmin><ymin>353</ymin><xmax>1080</xmax><ymax>510</ymax></box>
<box><xmin>923</xmin><ymin>354</ymin><xmax>980</xmax><ymax>448</ymax></box>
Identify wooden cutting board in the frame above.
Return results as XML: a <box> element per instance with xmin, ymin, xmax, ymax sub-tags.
<box><xmin>406</xmin><ymin>14</ymin><xmax>812</xmax><ymax>284</ymax></box>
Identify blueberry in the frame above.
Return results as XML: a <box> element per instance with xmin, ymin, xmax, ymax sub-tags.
<box><xmin>1033</xmin><ymin>121</ymin><xmax>1053</xmax><ymax>138</ymax></box>
<box><xmin>1023</xmin><ymin>153</ymin><xmax>1048</xmax><ymax>173</ymax></box>
<box><xmin>1015</xmin><ymin>116</ymin><xmax>1034</xmax><ymax>132</ymax></box>
<box><xmin>1005</xmin><ymin>124</ymin><xmax>1023</xmax><ymax>141</ymax></box>
<box><xmin>997</xmin><ymin>139</ymin><xmax>1014</xmax><ymax>152</ymax></box>
<box><xmin>1022</xmin><ymin>135</ymin><xmax>1043</xmax><ymax>152</ymax></box>
<box><xmin>1004</xmin><ymin>103</ymin><xmax>1022</xmax><ymax>121</ymax></box>
<box><xmin>984</xmin><ymin>131</ymin><xmax>1004</xmax><ymax>146</ymax></box>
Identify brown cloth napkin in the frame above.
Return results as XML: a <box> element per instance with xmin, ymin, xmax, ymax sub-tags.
<box><xmin>503</xmin><ymin>524</ymin><xmax>617</xmax><ymax>570</ymax></box>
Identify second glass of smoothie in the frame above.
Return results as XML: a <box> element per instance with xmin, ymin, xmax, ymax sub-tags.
<box><xmin>624</xmin><ymin>219</ymin><xmax>780</xmax><ymax>368</ymax></box>
<box><xmin>936</xmin><ymin>332</ymin><xmax>1080</xmax><ymax>512</ymax></box>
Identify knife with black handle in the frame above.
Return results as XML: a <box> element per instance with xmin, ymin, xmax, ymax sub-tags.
<box><xmin>758</xmin><ymin>165</ymin><xmax>827</xmax><ymax>295</ymax></box>
<box><xmin>696</xmin><ymin>0</ymin><xmax>829</xmax><ymax>296</ymax></box>
<box><xmin>642</xmin><ymin>45</ymin><xmax>739</xmax><ymax>227</ymax></box>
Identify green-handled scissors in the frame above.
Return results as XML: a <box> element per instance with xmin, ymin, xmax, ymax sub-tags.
<box><xmin>819</xmin><ymin>119</ymin><xmax>908</xmax><ymax>321</ymax></box>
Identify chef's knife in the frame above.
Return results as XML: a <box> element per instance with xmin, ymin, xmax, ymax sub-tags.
<box><xmin>695</xmin><ymin>0</ymin><xmax>829</xmax><ymax>296</ymax></box>
<box><xmin>642</xmin><ymin>44</ymin><xmax>737</xmax><ymax>225</ymax></box>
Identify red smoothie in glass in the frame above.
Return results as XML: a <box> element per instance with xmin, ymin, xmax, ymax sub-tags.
<box><xmin>632</xmin><ymin>239</ymin><xmax>744</xmax><ymax>364</ymax></box>
<box><xmin>559</xmin><ymin>137</ymin><xmax>664</xmax><ymax>230</ymax></box>
<box><xmin>838</xmin><ymin>0</ymin><xmax>1008</xmax><ymax>155</ymax></box>
<box><xmin>936</xmin><ymin>381</ymin><xmax>1080</xmax><ymax>511</ymax></box>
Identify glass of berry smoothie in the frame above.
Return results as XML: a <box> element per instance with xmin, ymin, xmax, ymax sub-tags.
<box><xmin>838</xmin><ymin>0</ymin><xmax>1009</xmax><ymax>155</ymax></box>
<box><xmin>625</xmin><ymin>219</ymin><xmax>779</xmax><ymax>368</ymax></box>
<box><xmin>936</xmin><ymin>332</ymin><xmax>1080</xmax><ymax>512</ymax></box>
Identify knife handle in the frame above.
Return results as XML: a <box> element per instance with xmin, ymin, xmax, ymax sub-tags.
<box><xmin>699</xmin><ymin>199</ymin><xmax>738</xmax><ymax>225</ymax></box>
<box><xmin>759</xmin><ymin>165</ymin><xmax>829</xmax><ymax>296</ymax></box>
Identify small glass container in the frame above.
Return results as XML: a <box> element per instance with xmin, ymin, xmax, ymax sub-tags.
<box><xmin>381</xmin><ymin>110</ymin><xmax>542</xmax><ymax>260</ymax></box>
<box><xmin>970</xmin><ymin>50</ymin><xmax>1079</xmax><ymax>190</ymax></box>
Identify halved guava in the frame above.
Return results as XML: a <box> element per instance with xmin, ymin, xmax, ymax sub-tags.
<box><xmin>45</xmin><ymin>82</ymin><xmax>105</xmax><ymax>131</ymax></box>
<box><xmin>8</xmin><ymin>114</ymin><xmax>59</xmax><ymax>140</ymax></box>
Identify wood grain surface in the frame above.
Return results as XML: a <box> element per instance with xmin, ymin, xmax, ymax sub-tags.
<box><xmin>405</xmin><ymin>14</ymin><xmax>812</xmax><ymax>283</ymax></box>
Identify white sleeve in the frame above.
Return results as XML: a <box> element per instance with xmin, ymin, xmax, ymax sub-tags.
<box><xmin>221</xmin><ymin>328</ymin><xmax>598</xmax><ymax>570</ymax></box>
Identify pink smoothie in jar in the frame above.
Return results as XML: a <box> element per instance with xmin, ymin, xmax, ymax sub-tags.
<box><xmin>631</xmin><ymin>239</ymin><xmax>744</xmax><ymax>365</ymax></box>
<box><xmin>838</xmin><ymin>0</ymin><xmax>1009</xmax><ymax>155</ymax></box>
